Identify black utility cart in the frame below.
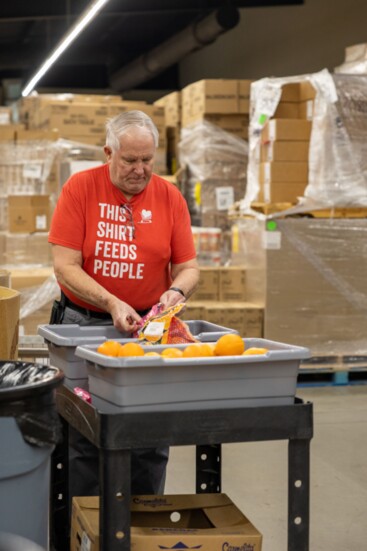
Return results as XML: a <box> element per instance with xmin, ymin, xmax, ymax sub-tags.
<box><xmin>51</xmin><ymin>385</ymin><xmax>313</xmax><ymax>551</ymax></box>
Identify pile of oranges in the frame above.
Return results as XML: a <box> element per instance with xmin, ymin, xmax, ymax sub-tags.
<box><xmin>97</xmin><ymin>334</ymin><xmax>268</xmax><ymax>358</ymax></box>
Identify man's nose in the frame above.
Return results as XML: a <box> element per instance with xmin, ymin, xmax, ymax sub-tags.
<box><xmin>133</xmin><ymin>160</ymin><xmax>144</xmax><ymax>173</ymax></box>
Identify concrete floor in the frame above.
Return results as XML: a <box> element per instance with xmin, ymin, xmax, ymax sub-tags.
<box><xmin>165</xmin><ymin>384</ymin><xmax>367</xmax><ymax>551</ymax></box>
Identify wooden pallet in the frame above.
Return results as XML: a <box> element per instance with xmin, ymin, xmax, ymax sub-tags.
<box><xmin>249</xmin><ymin>202</ymin><xmax>367</xmax><ymax>218</ymax></box>
<box><xmin>299</xmin><ymin>355</ymin><xmax>367</xmax><ymax>385</ymax></box>
<box><xmin>251</xmin><ymin>202</ymin><xmax>367</xmax><ymax>218</ymax></box>
<box><xmin>306</xmin><ymin>207</ymin><xmax>367</xmax><ymax>218</ymax></box>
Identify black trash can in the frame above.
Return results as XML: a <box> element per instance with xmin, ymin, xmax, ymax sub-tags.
<box><xmin>0</xmin><ymin>362</ymin><xmax>64</xmax><ymax>549</ymax></box>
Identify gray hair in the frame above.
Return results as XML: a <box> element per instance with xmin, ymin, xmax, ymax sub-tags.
<box><xmin>105</xmin><ymin>110</ymin><xmax>159</xmax><ymax>152</ymax></box>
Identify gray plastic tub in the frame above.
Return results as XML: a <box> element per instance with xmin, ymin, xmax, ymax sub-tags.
<box><xmin>38</xmin><ymin>321</ymin><xmax>237</xmax><ymax>389</ymax></box>
<box><xmin>75</xmin><ymin>338</ymin><xmax>310</xmax><ymax>413</ymax></box>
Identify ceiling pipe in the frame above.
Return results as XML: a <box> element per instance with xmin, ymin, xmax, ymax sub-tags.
<box><xmin>110</xmin><ymin>5</ymin><xmax>240</xmax><ymax>92</ymax></box>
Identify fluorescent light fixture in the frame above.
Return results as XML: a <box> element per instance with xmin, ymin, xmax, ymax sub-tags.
<box><xmin>22</xmin><ymin>0</ymin><xmax>110</xmax><ymax>97</ymax></box>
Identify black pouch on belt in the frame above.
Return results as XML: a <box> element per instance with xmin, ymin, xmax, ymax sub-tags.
<box><xmin>49</xmin><ymin>292</ymin><xmax>66</xmax><ymax>324</ymax></box>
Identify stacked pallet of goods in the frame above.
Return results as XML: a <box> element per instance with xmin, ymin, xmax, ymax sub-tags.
<box><xmin>231</xmin><ymin>70</ymin><xmax>367</xmax><ymax>367</ymax></box>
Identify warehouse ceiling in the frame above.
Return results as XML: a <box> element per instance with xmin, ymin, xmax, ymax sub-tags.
<box><xmin>0</xmin><ymin>0</ymin><xmax>303</xmax><ymax>97</ymax></box>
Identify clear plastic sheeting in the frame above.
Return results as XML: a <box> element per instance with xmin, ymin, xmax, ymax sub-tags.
<box><xmin>19</xmin><ymin>275</ymin><xmax>59</xmax><ymax>322</ymax></box>
<box><xmin>335</xmin><ymin>42</ymin><xmax>367</xmax><ymax>75</ymax></box>
<box><xmin>0</xmin><ymin>140</ymin><xmax>58</xmax><ymax>197</ymax></box>
<box><xmin>241</xmin><ymin>68</ymin><xmax>367</xmax><ymax>218</ymax></box>
<box><xmin>51</xmin><ymin>138</ymin><xmax>105</xmax><ymax>194</ymax></box>
<box><xmin>231</xmin><ymin>216</ymin><xmax>367</xmax><ymax>355</ymax></box>
<box><xmin>264</xmin><ymin>218</ymin><xmax>367</xmax><ymax>356</ymax></box>
<box><xmin>179</xmin><ymin>120</ymin><xmax>248</xmax><ymax>182</ymax></box>
<box><xmin>178</xmin><ymin>120</ymin><xmax>248</xmax><ymax>230</ymax></box>
<box><xmin>308</xmin><ymin>73</ymin><xmax>367</xmax><ymax>207</ymax></box>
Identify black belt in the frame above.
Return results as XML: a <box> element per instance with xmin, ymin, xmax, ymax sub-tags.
<box><xmin>63</xmin><ymin>295</ymin><xmax>113</xmax><ymax>320</ymax></box>
<box><xmin>62</xmin><ymin>293</ymin><xmax>151</xmax><ymax>319</ymax></box>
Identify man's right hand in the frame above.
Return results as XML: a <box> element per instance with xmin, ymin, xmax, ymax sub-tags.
<box><xmin>109</xmin><ymin>299</ymin><xmax>142</xmax><ymax>333</ymax></box>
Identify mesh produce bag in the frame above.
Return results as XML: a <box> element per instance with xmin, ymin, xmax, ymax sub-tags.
<box><xmin>135</xmin><ymin>303</ymin><xmax>198</xmax><ymax>345</ymax></box>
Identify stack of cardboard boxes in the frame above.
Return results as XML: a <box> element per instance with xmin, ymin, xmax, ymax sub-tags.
<box><xmin>0</xmin><ymin>133</ymin><xmax>57</xmax><ymax>268</ymax></box>
<box><xmin>155</xmin><ymin>79</ymin><xmax>252</xmax><ymax>176</ymax></box>
<box><xmin>16</xmin><ymin>94</ymin><xmax>167</xmax><ymax>174</ymax></box>
<box><xmin>181</xmin><ymin>79</ymin><xmax>252</xmax><ymax>138</ymax></box>
<box><xmin>183</xmin><ymin>266</ymin><xmax>263</xmax><ymax>338</ymax></box>
<box><xmin>256</xmin><ymin>81</ymin><xmax>315</xmax><ymax>204</ymax></box>
<box><xmin>154</xmin><ymin>91</ymin><xmax>181</xmax><ymax>175</ymax></box>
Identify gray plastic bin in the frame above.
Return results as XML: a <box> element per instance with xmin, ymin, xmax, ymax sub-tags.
<box><xmin>0</xmin><ymin>362</ymin><xmax>64</xmax><ymax>549</ymax></box>
<box><xmin>38</xmin><ymin>321</ymin><xmax>237</xmax><ymax>389</ymax></box>
<box><xmin>75</xmin><ymin>338</ymin><xmax>310</xmax><ymax>413</ymax></box>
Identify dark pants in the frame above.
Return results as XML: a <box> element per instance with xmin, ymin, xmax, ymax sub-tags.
<box><xmin>55</xmin><ymin>303</ymin><xmax>169</xmax><ymax>501</ymax></box>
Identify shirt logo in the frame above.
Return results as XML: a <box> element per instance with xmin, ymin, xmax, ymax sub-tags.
<box><xmin>139</xmin><ymin>209</ymin><xmax>152</xmax><ymax>223</ymax></box>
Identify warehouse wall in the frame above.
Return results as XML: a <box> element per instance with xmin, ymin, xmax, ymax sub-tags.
<box><xmin>179</xmin><ymin>0</ymin><xmax>367</xmax><ymax>84</ymax></box>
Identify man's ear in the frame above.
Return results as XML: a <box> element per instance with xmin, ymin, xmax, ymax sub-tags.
<box><xmin>103</xmin><ymin>145</ymin><xmax>112</xmax><ymax>160</ymax></box>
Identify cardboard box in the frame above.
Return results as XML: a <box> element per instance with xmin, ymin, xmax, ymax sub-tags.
<box><xmin>279</xmin><ymin>82</ymin><xmax>316</xmax><ymax>103</ymax></box>
<box><xmin>0</xmin><ymin>269</ymin><xmax>10</xmax><ymax>287</ymax></box>
<box><xmin>182</xmin><ymin>79</ymin><xmax>252</xmax><ymax>124</ymax></box>
<box><xmin>181</xmin><ymin>301</ymin><xmax>207</xmax><ymax>321</ymax></box>
<box><xmin>219</xmin><ymin>266</ymin><xmax>246</xmax><ymax>301</ymax></box>
<box><xmin>298</xmin><ymin>100</ymin><xmax>314</xmax><ymax>120</ymax></box>
<box><xmin>9</xmin><ymin>267</ymin><xmax>54</xmax><ymax>290</ymax></box>
<box><xmin>203</xmin><ymin>302</ymin><xmax>263</xmax><ymax>338</ymax></box>
<box><xmin>8</xmin><ymin>195</ymin><xmax>50</xmax><ymax>233</ymax></box>
<box><xmin>273</xmin><ymin>100</ymin><xmax>313</xmax><ymax>120</ymax></box>
<box><xmin>260</xmin><ymin>140</ymin><xmax>310</xmax><ymax>162</ymax></box>
<box><xmin>239</xmin><ymin>80</ymin><xmax>252</xmax><ymax>112</ymax></box>
<box><xmin>0</xmin><ymin>286</ymin><xmax>20</xmax><ymax>359</ymax></box>
<box><xmin>258</xmin><ymin>181</ymin><xmax>307</xmax><ymax>203</ymax></box>
<box><xmin>70</xmin><ymin>494</ymin><xmax>262</xmax><ymax>551</ymax></box>
<box><xmin>259</xmin><ymin>162</ymin><xmax>309</xmax><ymax>183</ymax></box>
<box><xmin>191</xmin><ymin>267</ymin><xmax>220</xmax><ymax>301</ymax></box>
<box><xmin>5</xmin><ymin>232</ymin><xmax>52</xmax><ymax>267</ymax></box>
<box><xmin>273</xmin><ymin>101</ymin><xmax>300</xmax><ymax>119</ymax></box>
<box><xmin>0</xmin><ymin>106</ymin><xmax>12</xmax><ymax>125</ymax></box>
<box><xmin>186</xmin><ymin>79</ymin><xmax>239</xmax><ymax>115</ymax></box>
<box><xmin>205</xmin><ymin>301</ymin><xmax>226</xmax><ymax>326</ymax></box>
<box><xmin>221</xmin><ymin>303</ymin><xmax>264</xmax><ymax>338</ymax></box>
<box><xmin>262</xmin><ymin>119</ymin><xmax>312</xmax><ymax>142</ymax></box>
<box><xmin>154</xmin><ymin>91</ymin><xmax>181</xmax><ymax>127</ymax></box>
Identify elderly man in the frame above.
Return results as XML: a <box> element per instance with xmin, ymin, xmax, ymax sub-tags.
<box><xmin>49</xmin><ymin>110</ymin><xmax>199</xmax><ymax>499</ymax></box>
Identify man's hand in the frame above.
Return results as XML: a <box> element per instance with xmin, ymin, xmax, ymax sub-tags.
<box><xmin>109</xmin><ymin>300</ymin><xmax>142</xmax><ymax>333</ymax></box>
<box><xmin>159</xmin><ymin>288</ymin><xmax>186</xmax><ymax>309</ymax></box>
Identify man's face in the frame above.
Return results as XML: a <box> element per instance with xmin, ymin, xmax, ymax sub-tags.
<box><xmin>105</xmin><ymin>127</ymin><xmax>155</xmax><ymax>198</ymax></box>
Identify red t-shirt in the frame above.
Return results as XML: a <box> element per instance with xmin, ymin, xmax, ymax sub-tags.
<box><xmin>49</xmin><ymin>164</ymin><xmax>196</xmax><ymax>312</ymax></box>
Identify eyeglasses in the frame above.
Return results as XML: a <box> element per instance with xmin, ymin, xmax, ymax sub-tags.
<box><xmin>120</xmin><ymin>203</ymin><xmax>135</xmax><ymax>239</ymax></box>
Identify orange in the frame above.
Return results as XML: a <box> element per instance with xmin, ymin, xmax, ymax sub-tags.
<box><xmin>144</xmin><ymin>351</ymin><xmax>161</xmax><ymax>357</ymax></box>
<box><xmin>161</xmin><ymin>347</ymin><xmax>184</xmax><ymax>358</ymax></box>
<box><xmin>243</xmin><ymin>347</ymin><xmax>268</xmax><ymax>355</ymax></box>
<box><xmin>182</xmin><ymin>344</ymin><xmax>204</xmax><ymax>358</ymax></box>
<box><xmin>117</xmin><ymin>342</ymin><xmax>145</xmax><ymax>357</ymax></box>
<box><xmin>97</xmin><ymin>340</ymin><xmax>122</xmax><ymax>357</ymax></box>
<box><xmin>198</xmin><ymin>343</ymin><xmax>215</xmax><ymax>357</ymax></box>
<box><xmin>214</xmin><ymin>334</ymin><xmax>245</xmax><ymax>356</ymax></box>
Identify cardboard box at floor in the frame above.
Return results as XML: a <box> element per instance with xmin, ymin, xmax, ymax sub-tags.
<box><xmin>70</xmin><ymin>493</ymin><xmax>262</xmax><ymax>551</ymax></box>
<box><xmin>0</xmin><ymin>286</ymin><xmax>20</xmax><ymax>359</ymax></box>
